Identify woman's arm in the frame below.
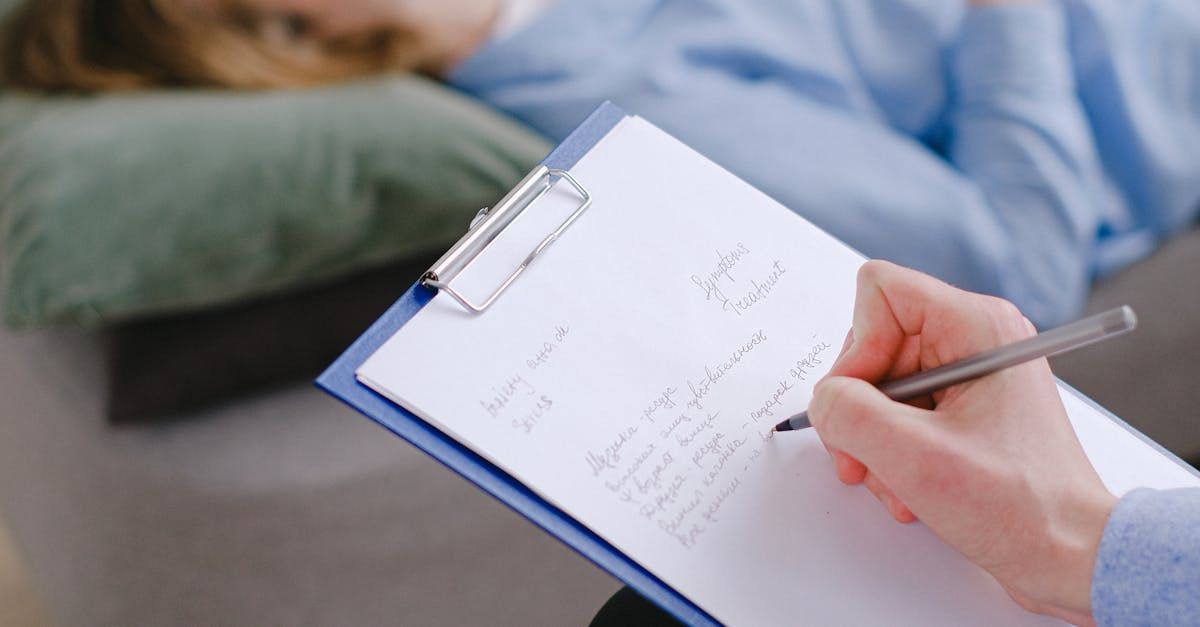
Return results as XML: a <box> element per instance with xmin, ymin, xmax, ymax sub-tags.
<box><xmin>941</xmin><ymin>0</ymin><xmax>1109</xmax><ymax>327</ymax></box>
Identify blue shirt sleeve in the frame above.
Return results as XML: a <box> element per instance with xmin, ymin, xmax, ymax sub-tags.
<box><xmin>1092</xmin><ymin>487</ymin><xmax>1200</xmax><ymax>626</ymax></box>
<box><xmin>945</xmin><ymin>4</ymin><xmax>1110</xmax><ymax>327</ymax></box>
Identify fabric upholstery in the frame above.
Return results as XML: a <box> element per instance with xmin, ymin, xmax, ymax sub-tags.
<box><xmin>0</xmin><ymin>76</ymin><xmax>548</xmax><ymax>327</ymax></box>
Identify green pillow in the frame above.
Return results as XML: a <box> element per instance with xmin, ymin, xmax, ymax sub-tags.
<box><xmin>0</xmin><ymin>76</ymin><xmax>550</xmax><ymax>327</ymax></box>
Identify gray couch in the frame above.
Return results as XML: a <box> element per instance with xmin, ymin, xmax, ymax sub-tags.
<box><xmin>0</xmin><ymin>283</ymin><xmax>618</xmax><ymax>625</ymax></box>
<box><xmin>0</xmin><ymin>228</ymin><xmax>1197</xmax><ymax>626</ymax></box>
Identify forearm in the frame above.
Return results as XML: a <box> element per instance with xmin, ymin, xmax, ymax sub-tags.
<box><xmin>946</xmin><ymin>3</ymin><xmax>1105</xmax><ymax>326</ymax></box>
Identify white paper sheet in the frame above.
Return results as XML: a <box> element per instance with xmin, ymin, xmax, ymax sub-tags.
<box><xmin>357</xmin><ymin>117</ymin><xmax>1200</xmax><ymax>626</ymax></box>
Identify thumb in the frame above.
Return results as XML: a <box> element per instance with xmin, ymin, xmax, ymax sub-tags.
<box><xmin>808</xmin><ymin>376</ymin><xmax>928</xmax><ymax>474</ymax></box>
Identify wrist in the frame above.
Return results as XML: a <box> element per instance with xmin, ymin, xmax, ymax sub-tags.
<box><xmin>1024</xmin><ymin>487</ymin><xmax>1117</xmax><ymax>623</ymax></box>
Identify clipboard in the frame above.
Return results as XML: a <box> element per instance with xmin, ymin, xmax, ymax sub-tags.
<box><xmin>317</xmin><ymin>102</ymin><xmax>1199</xmax><ymax>625</ymax></box>
<box><xmin>317</xmin><ymin>102</ymin><xmax>717</xmax><ymax>626</ymax></box>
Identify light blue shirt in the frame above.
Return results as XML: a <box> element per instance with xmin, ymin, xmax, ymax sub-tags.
<box><xmin>448</xmin><ymin>0</ymin><xmax>1200</xmax><ymax>328</ymax></box>
<box><xmin>1094</xmin><ymin>488</ymin><xmax>1200</xmax><ymax>626</ymax></box>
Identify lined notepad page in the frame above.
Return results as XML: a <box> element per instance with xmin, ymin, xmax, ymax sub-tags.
<box><xmin>357</xmin><ymin>117</ymin><xmax>1199</xmax><ymax>626</ymax></box>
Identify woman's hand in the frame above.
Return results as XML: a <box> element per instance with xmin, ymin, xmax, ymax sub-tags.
<box><xmin>808</xmin><ymin>261</ymin><xmax>1115</xmax><ymax>626</ymax></box>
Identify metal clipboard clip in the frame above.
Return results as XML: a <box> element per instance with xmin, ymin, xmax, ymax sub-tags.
<box><xmin>422</xmin><ymin>165</ymin><xmax>592</xmax><ymax>313</ymax></box>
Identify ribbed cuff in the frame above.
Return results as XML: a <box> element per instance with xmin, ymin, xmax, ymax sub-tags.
<box><xmin>1092</xmin><ymin>487</ymin><xmax>1200</xmax><ymax>626</ymax></box>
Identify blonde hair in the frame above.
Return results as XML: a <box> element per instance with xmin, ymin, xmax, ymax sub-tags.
<box><xmin>1</xmin><ymin>0</ymin><xmax>426</xmax><ymax>92</ymax></box>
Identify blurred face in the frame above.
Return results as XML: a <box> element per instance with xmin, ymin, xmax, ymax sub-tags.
<box><xmin>191</xmin><ymin>0</ymin><xmax>498</xmax><ymax>75</ymax></box>
<box><xmin>230</xmin><ymin>0</ymin><xmax>409</xmax><ymax>38</ymax></box>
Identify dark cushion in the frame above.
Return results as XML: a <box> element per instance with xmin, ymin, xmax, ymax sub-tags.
<box><xmin>105</xmin><ymin>253</ymin><xmax>438</xmax><ymax>423</ymax></box>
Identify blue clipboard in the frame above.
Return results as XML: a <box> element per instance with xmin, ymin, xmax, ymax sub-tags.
<box><xmin>317</xmin><ymin>102</ymin><xmax>1200</xmax><ymax>627</ymax></box>
<box><xmin>316</xmin><ymin>102</ymin><xmax>719</xmax><ymax>626</ymax></box>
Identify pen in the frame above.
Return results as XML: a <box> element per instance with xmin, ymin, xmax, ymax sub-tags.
<box><xmin>771</xmin><ymin>305</ymin><xmax>1138</xmax><ymax>433</ymax></box>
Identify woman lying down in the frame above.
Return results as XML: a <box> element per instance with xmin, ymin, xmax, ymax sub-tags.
<box><xmin>4</xmin><ymin>0</ymin><xmax>1198</xmax><ymax>329</ymax></box>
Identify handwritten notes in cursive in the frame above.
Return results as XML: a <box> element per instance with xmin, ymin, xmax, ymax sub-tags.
<box><xmin>467</xmin><ymin>313</ymin><xmax>830</xmax><ymax>550</ymax></box>
<box><xmin>474</xmin><ymin>325</ymin><xmax>572</xmax><ymax>435</ymax></box>
<box><xmin>582</xmin><ymin>332</ymin><xmax>836</xmax><ymax>549</ymax></box>
<box><xmin>690</xmin><ymin>243</ymin><xmax>789</xmax><ymax>318</ymax></box>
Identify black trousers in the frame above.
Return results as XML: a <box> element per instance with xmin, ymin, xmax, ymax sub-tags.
<box><xmin>590</xmin><ymin>586</ymin><xmax>686</xmax><ymax>627</ymax></box>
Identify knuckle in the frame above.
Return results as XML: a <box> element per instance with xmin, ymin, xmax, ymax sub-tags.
<box><xmin>857</xmin><ymin>260</ymin><xmax>890</xmax><ymax>282</ymax></box>
<box><xmin>856</xmin><ymin>259</ymin><xmax>897</xmax><ymax>291</ymax></box>
<box><xmin>982</xmin><ymin>297</ymin><xmax>1035</xmax><ymax>342</ymax></box>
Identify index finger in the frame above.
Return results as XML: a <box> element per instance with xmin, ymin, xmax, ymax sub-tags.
<box><xmin>832</xmin><ymin>261</ymin><xmax>1033</xmax><ymax>385</ymax></box>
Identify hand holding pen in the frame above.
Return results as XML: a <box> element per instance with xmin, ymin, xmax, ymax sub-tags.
<box><xmin>799</xmin><ymin>261</ymin><xmax>1121</xmax><ymax>626</ymax></box>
